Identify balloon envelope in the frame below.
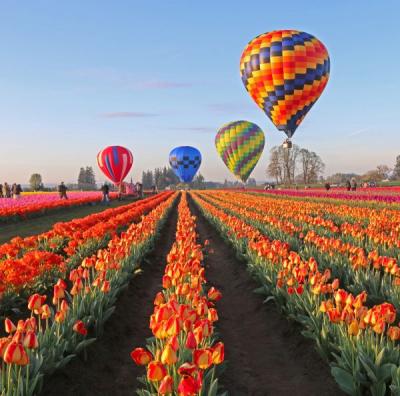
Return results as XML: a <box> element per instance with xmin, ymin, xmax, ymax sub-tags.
<box><xmin>169</xmin><ymin>146</ymin><xmax>202</xmax><ymax>183</ymax></box>
<box><xmin>97</xmin><ymin>146</ymin><xmax>133</xmax><ymax>184</ymax></box>
<box><xmin>240</xmin><ymin>30</ymin><xmax>330</xmax><ymax>138</ymax></box>
<box><xmin>215</xmin><ymin>120</ymin><xmax>265</xmax><ymax>182</ymax></box>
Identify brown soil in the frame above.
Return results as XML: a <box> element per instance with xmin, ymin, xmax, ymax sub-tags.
<box><xmin>40</xmin><ymin>204</ymin><xmax>178</xmax><ymax>396</ymax></box>
<box><xmin>188</xmin><ymin>195</ymin><xmax>343</xmax><ymax>396</ymax></box>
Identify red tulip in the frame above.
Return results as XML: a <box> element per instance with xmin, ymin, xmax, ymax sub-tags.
<box><xmin>147</xmin><ymin>360</ymin><xmax>167</xmax><ymax>382</ymax></box>
<box><xmin>178</xmin><ymin>375</ymin><xmax>200</xmax><ymax>395</ymax></box>
<box><xmin>158</xmin><ymin>375</ymin><xmax>173</xmax><ymax>395</ymax></box>
<box><xmin>73</xmin><ymin>320</ymin><xmax>88</xmax><ymax>336</ymax></box>
<box><xmin>207</xmin><ymin>287</ymin><xmax>222</xmax><ymax>301</ymax></box>
<box><xmin>130</xmin><ymin>348</ymin><xmax>153</xmax><ymax>365</ymax></box>
<box><xmin>5</xmin><ymin>318</ymin><xmax>16</xmax><ymax>334</ymax></box>
<box><xmin>28</xmin><ymin>293</ymin><xmax>46</xmax><ymax>312</ymax></box>
<box><xmin>185</xmin><ymin>331</ymin><xmax>197</xmax><ymax>349</ymax></box>
<box><xmin>23</xmin><ymin>331</ymin><xmax>39</xmax><ymax>349</ymax></box>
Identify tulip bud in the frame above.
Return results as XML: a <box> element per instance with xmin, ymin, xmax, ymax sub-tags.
<box><xmin>5</xmin><ymin>318</ymin><xmax>16</xmax><ymax>334</ymax></box>
<box><xmin>3</xmin><ymin>341</ymin><xmax>29</xmax><ymax>365</ymax></box>
<box><xmin>161</xmin><ymin>344</ymin><xmax>177</xmax><ymax>365</ymax></box>
<box><xmin>23</xmin><ymin>331</ymin><xmax>39</xmax><ymax>349</ymax></box>
<box><xmin>73</xmin><ymin>320</ymin><xmax>88</xmax><ymax>336</ymax></box>
<box><xmin>158</xmin><ymin>375</ymin><xmax>173</xmax><ymax>395</ymax></box>
<box><xmin>193</xmin><ymin>348</ymin><xmax>212</xmax><ymax>370</ymax></box>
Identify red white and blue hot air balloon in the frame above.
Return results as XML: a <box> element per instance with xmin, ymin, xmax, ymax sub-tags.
<box><xmin>97</xmin><ymin>145</ymin><xmax>133</xmax><ymax>185</ymax></box>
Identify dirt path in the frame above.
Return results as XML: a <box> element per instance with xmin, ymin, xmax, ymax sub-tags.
<box><xmin>188</xmin><ymin>195</ymin><xmax>342</xmax><ymax>396</ymax></box>
<box><xmin>41</xmin><ymin>203</ymin><xmax>178</xmax><ymax>396</ymax></box>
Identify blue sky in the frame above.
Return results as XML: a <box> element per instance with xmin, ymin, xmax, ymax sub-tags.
<box><xmin>0</xmin><ymin>1</ymin><xmax>399</xmax><ymax>184</ymax></box>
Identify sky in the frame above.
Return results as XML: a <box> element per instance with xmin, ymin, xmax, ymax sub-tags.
<box><xmin>0</xmin><ymin>0</ymin><xmax>399</xmax><ymax>184</ymax></box>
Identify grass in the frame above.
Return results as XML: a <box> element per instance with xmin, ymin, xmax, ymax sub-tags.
<box><xmin>0</xmin><ymin>198</ymin><xmax>137</xmax><ymax>244</ymax></box>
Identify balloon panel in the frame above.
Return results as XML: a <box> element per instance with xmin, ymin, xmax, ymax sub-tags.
<box><xmin>169</xmin><ymin>146</ymin><xmax>202</xmax><ymax>183</ymax></box>
<box><xmin>215</xmin><ymin>120</ymin><xmax>265</xmax><ymax>182</ymax></box>
<box><xmin>97</xmin><ymin>146</ymin><xmax>133</xmax><ymax>184</ymax></box>
<box><xmin>240</xmin><ymin>30</ymin><xmax>330</xmax><ymax>138</ymax></box>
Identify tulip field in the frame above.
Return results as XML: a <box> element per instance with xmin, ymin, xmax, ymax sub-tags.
<box><xmin>0</xmin><ymin>192</ymin><xmax>119</xmax><ymax>223</ymax></box>
<box><xmin>0</xmin><ymin>190</ymin><xmax>399</xmax><ymax>395</ymax></box>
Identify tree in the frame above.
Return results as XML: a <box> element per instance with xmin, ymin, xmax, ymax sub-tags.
<box><xmin>299</xmin><ymin>149</ymin><xmax>325</xmax><ymax>184</ymax></box>
<box><xmin>192</xmin><ymin>173</ymin><xmax>205</xmax><ymax>189</ymax></box>
<box><xmin>376</xmin><ymin>165</ymin><xmax>391</xmax><ymax>180</ymax></box>
<box><xmin>142</xmin><ymin>170</ymin><xmax>154</xmax><ymax>189</ymax></box>
<box><xmin>266</xmin><ymin>144</ymin><xmax>300</xmax><ymax>185</ymax></box>
<box><xmin>29</xmin><ymin>173</ymin><xmax>43</xmax><ymax>191</ymax></box>
<box><xmin>78</xmin><ymin>166</ymin><xmax>96</xmax><ymax>190</ymax></box>
<box><xmin>78</xmin><ymin>167</ymin><xmax>86</xmax><ymax>189</ymax></box>
<box><xmin>393</xmin><ymin>155</ymin><xmax>400</xmax><ymax>180</ymax></box>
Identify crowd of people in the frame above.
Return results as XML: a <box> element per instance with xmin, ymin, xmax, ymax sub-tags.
<box><xmin>0</xmin><ymin>182</ymin><xmax>23</xmax><ymax>199</ymax></box>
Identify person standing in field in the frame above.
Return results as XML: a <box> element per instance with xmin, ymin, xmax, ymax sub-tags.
<box><xmin>350</xmin><ymin>178</ymin><xmax>357</xmax><ymax>191</ymax></box>
<box><xmin>346</xmin><ymin>180</ymin><xmax>351</xmax><ymax>191</ymax></box>
<box><xmin>58</xmin><ymin>182</ymin><xmax>68</xmax><ymax>199</ymax></box>
<box><xmin>0</xmin><ymin>184</ymin><xmax>3</xmax><ymax>198</ymax></box>
<box><xmin>4</xmin><ymin>182</ymin><xmax>11</xmax><ymax>198</ymax></box>
<box><xmin>101</xmin><ymin>183</ymin><xmax>110</xmax><ymax>205</ymax></box>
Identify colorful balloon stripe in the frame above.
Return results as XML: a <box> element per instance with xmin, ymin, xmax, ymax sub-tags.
<box><xmin>215</xmin><ymin>120</ymin><xmax>265</xmax><ymax>182</ymax></box>
<box><xmin>97</xmin><ymin>145</ymin><xmax>133</xmax><ymax>185</ymax></box>
<box><xmin>240</xmin><ymin>30</ymin><xmax>330</xmax><ymax>138</ymax></box>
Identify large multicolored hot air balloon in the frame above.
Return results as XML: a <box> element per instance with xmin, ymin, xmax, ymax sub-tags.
<box><xmin>169</xmin><ymin>146</ymin><xmax>202</xmax><ymax>183</ymax></box>
<box><xmin>97</xmin><ymin>145</ymin><xmax>133</xmax><ymax>185</ymax></box>
<box><xmin>240</xmin><ymin>30</ymin><xmax>330</xmax><ymax>146</ymax></box>
<box><xmin>215</xmin><ymin>120</ymin><xmax>265</xmax><ymax>182</ymax></box>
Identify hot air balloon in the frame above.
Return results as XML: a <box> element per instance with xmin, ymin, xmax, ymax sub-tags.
<box><xmin>97</xmin><ymin>146</ymin><xmax>133</xmax><ymax>185</ymax></box>
<box><xmin>215</xmin><ymin>120</ymin><xmax>265</xmax><ymax>182</ymax></box>
<box><xmin>240</xmin><ymin>30</ymin><xmax>330</xmax><ymax>148</ymax></box>
<box><xmin>169</xmin><ymin>146</ymin><xmax>202</xmax><ymax>183</ymax></box>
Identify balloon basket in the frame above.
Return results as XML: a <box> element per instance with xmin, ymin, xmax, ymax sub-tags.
<box><xmin>282</xmin><ymin>139</ymin><xmax>292</xmax><ymax>149</ymax></box>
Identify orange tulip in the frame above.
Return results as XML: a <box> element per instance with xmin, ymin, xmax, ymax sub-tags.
<box><xmin>387</xmin><ymin>326</ymin><xmax>400</xmax><ymax>341</ymax></box>
<box><xmin>53</xmin><ymin>284</ymin><xmax>65</xmax><ymax>303</ymax></box>
<box><xmin>348</xmin><ymin>321</ymin><xmax>359</xmax><ymax>336</ymax></box>
<box><xmin>207</xmin><ymin>287</ymin><xmax>222</xmax><ymax>301</ymax></box>
<box><xmin>41</xmin><ymin>304</ymin><xmax>51</xmax><ymax>319</ymax></box>
<box><xmin>3</xmin><ymin>341</ymin><xmax>29</xmax><ymax>365</ymax></box>
<box><xmin>211</xmin><ymin>342</ymin><xmax>224</xmax><ymax>364</ymax></box>
<box><xmin>55</xmin><ymin>310</ymin><xmax>66</xmax><ymax>323</ymax></box>
<box><xmin>130</xmin><ymin>348</ymin><xmax>153</xmax><ymax>365</ymax></box>
<box><xmin>101</xmin><ymin>280</ymin><xmax>110</xmax><ymax>293</ymax></box>
<box><xmin>193</xmin><ymin>348</ymin><xmax>212</xmax><ymax>370</ymax></box>
<box><xmin>27</xmin><ymin>293</ymin><xmax>46</xmax><ymax>312</ymax></box>
<box><xmin>154</xmin><ymin>292</ymin><xmax>165</xmax><ymax>306</ymax></box>
<box><xmin>0</xmin><ymin>337</ymin><xmax>11</xmax><ymax>358</ymax></box>
<box><xmin>147</xmin><ymin>360</ymin><xmax>167</xmax><ymax>382</ymax></box>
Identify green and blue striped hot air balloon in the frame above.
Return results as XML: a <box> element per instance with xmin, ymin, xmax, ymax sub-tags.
<box><xmin>215</xmin><ymin>120</ymin><xmax>265</xmax><ymax>182</ymax></box>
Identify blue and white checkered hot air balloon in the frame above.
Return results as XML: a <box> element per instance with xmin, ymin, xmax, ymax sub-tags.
<box><xmin>169</xmin><ymin>146</ymin><xmax>202</xmax><ymax>183</ymax></box>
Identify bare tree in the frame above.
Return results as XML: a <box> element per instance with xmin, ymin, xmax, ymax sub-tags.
<box><xmin>299</xmin><ymin>149</ymin><xmax>325</xmax><ymax>184</ymax></box>
<box><xmin>376</xmin><ymin>164</ymin><xmax>391</xmax><ymax>180</ymax></box>
<box><xmin>267</xmin><ymin>147</ymin><xmax>283</xmax><ymax>184</ymax></box>
<box><xmin>266</xmin><ymin>145</ymin><xmax>300</xmax><ymax>185</ymax></box>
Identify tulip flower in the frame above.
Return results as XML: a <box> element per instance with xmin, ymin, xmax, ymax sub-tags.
<box><xmin>207</xmin><ymin>287</ymin><xmax>222</xmax><ymax>301</ymax></box>
<box><xmin>178</xmin><ymin>375</ymin><xmax>200</xmax><ymax>396</ymax></box>
<box><xmin>185</xmin><ymin>331</ymin><xmax>197</xmax><ymax>350</ymax></box>
<box><xmin>28</xmin><ymin>293</ymin><xmax>46</xmax><ymax>312</ymax></box>
<box><xmin>23</xmin><ymin>330</ymin><xmax>39</xmax><ymax>349</ymax></box>
<box><xmin>161</xmin><ymin>344</ymin><xmax>177</xmax><ymax>365</ymax></box>
<box><xmin>130</xmin><ymin>348</ymin><xmax>153</xmax><ymax>365</ymax></box>
<box><xmin>101</xmin><ymin>280</ymin><xmax>110</xmax><ymax>293</ymax></box>
<box><xmin>193</xmin><ymin>348</ymin><xmax>212</xmax><ymax>370</ymax></box>
<box><xmin>5</xmin><ymin>318</ymin><xmax>16</xmax><ymax>334</ymax></box>
<box><xmin>73</xmin><ymin>320</ymin><xmax>88</xmax><ymax>336</ymax></box>
<box><xmin>41</xmin><ymin>304</ymin><xmax>51</xmax><ymax>319</ymax></box>
<box><xmin>3</xmin><ymin>341</ymin><xmax>29</xmax><ymax>365</ymax></box>
<box><xmin>147</xmin><ymin>361</ymin><xmax>167</xmax><ymax>382</ymax></box>
<box><xmin>211</xmin><ymin>342</ymin><xmax>224</xmax><ymax>364</ymax></box>
<box><xmin>158</xmin><ymin>375</ymin><xmax>173</xmax><ymax>395</ymax></box>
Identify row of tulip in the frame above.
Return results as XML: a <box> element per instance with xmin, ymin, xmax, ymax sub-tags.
<box><xmin>0</xmin><ymin>192</ymin><xmax>177</xmax><ymax>396</ymax></box>
<box><xmin>198</xmin><ymin>192</ymin><xmax>400</xmax><ymax>311</ymax></box>
<box><xmin>191</xmin><ymin>192</ymin><xmax>400</xmax><ymax>396</ymax></box>
<box><xmin>244</xmin><ymin>188</ymin><xmax>400</xmax><ymax>204</ymax></box>
<box><xmin>0</xmin><ymin>192</ymin><xmax>119</xmax><ymax>222</ymax></box>
<box><xmin>0</xmin><ymin>193</ymin><xmax>173</xmax><ymax>313</ymax></box>
<box><xmin>131</xmin><ymin>192</ymin><xmax>225</xmax><ymax>395</ymax></box>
